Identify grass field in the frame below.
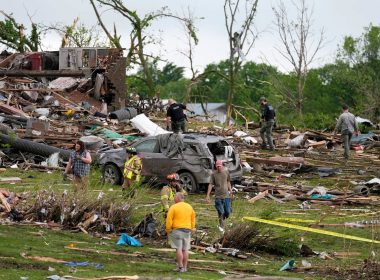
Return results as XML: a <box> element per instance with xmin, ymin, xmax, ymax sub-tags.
<box><xmin>0</xmin><ymin>166</ymin><xmax>380</xmax><ymax>279</ymax></box>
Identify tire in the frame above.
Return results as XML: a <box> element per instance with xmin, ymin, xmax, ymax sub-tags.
<box><xmin>179</xmin><ymin>171</ymin><xmax>198</xmax><ymax>193</ymax></box>
<box><xmin>353</xmin><ymin>185</ymin><xmax>370</xmax><ymax>196</ymax></box>
<box><xmin>103</xmin><ymin>164</ymin><xmax>122</xmax><ymax>185</ymax></box>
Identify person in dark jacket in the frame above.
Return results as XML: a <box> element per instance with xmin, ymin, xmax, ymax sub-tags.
<box><xmin>259</xmin><ymin>97</ymin><xmax>275</xmax><ymax>150</ymax></box>
<box><xmin>166</xmin><ymin>99</ymin><xmax>194</xmax><ymax>133</ymax></box>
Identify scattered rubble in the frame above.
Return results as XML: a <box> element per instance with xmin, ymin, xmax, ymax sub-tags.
<box><xmin>0</xmin><ymin>189</ymin><xmax>131</xmax><ymax>233</ymax></box>
<box><xmin>1</xmin><ymin>48</ymin><xmax>380</xmax><ymax>280</ymax></box>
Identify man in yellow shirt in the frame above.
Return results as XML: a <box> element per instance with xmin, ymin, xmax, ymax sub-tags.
<box><xmin>166</xmin><ymin>192</ymin><xmax>196</xmax><ymax>273</ymax></box>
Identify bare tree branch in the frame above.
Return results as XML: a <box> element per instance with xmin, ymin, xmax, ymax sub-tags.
<box><xmin>272</xmin><ymin>0</ymin><xmax>325</xmax><ymax>115</ymax></box>
<box><xmin>223</xmin><ymin>0</ymin><xmax>259</xmax><ymax>125</ymax></box>
<box><xmin>89</xmin><ymin>0</ymin><xmax>122</xmax><ymax>48</ymax></box>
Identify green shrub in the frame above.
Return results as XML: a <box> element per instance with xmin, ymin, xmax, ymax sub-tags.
<box><xmin>255</xmin><ymin>236</ymin><xmax>299</xmax><ymax>257</ymax></box>
<box><xmin>280</xmin><ymin>112</ymin><xmax>334</xmax><ymax>130</ymax></box>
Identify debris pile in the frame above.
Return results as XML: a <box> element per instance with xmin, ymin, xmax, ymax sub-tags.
<box><xmin>0</xmin><ymin>48</ymin><xmax>147</xmax><ymax>169</ymax></box>
<box><xmin>0</xmin><ymin>189</ymin><xmax>132</xmax><ymax>233</ymax></box>
<box><xmin>239</xmin><ymin>177</ymin><xmax>380</xmax><ymax>206</ymax></box>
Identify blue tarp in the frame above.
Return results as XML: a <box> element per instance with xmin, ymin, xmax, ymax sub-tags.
<box><xmin>351</xmin><ymin>132</ymin><xmax>375</xmax><ymax>144</ymax></box>
<box><xmin>116</xmin><ymin>233</ymin><xmax>143</xmax><ymax>247</ymax></box>
<box><xmin>311</xmin><ymin>194</ymin><xmax>334</xmax><ymax>199</ymax></box>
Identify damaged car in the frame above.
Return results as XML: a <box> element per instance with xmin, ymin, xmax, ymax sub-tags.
<box><xmin>98</xmin><ymin>133</ymin><xmax>242</xmax><ymax>192</ymax></box>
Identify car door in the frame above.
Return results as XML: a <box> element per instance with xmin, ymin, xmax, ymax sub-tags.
<box><xmin>134</xmin><ymin>137</ymin><xmax>184</xmax><ymax>181</ymax></box>
<box><xmin>133</xmin><ymin>139</ymin><xmax>159</xmax><ymax>177</ymax></box>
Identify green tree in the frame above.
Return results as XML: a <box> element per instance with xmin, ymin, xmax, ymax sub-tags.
<box><xmin>190</xmin><ymin>60</ymin><xmax>277</xmax><ymax>122</ymax></box>
<box><xmin>128</xmin><ymin>62</ymin><xmax>186</xmax><ymax>100</ymax></box>
<box><xmin>90</xmin><ymin>0</ymin><xmax>197</xmax><ymax>98</ymax></box>
<box><xmin>157</xmin><ymin>62</ymin><xmax>185</xmax><ymax>85</ymax></box>
<box><xmin>337</xmin><ymin>24</ymin><xmax>380</xmax><ymax>120</ymax></box>
<box><xmin>0</xmin><ymin>11</ymin><xmax>40</xmax><ymax>52</ymax></box>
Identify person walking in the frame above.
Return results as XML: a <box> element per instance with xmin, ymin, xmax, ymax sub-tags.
<box><xmin>166</xmin><ymin>192</ymin><xmax>196</xmax><ymax>273</ymax></box>
<box><xmin>122</xmin><ymin>147</ymin><xmax>143</xmax><ymax>190</ymax></box>
<box><xmin>206</xmin><ymin>160</ymin><xmax>232</xmax><ymax>232</ymax></box>
<box><xmin>333</xmin><ymin>104</ymin><xmax>359</xmax><ymax>160</ymax></box>
<box><xmin>64</xmin><ymin>140</ymin><xmax>92</xmax><ymax>192</ymax></box>
<box><xmin>161</xmin><ymin>173</ymin><xmax>186</xmax><ymax>217</ymax></box>
<box><xmin>259</xmin><ymin>97</ymin><xmax>276</xmax><ymax>150</ymax></box>
<box><xmin>166</xmin><ymin>98</ymin><xmax>194</xmax><ymax>133</ymax></box>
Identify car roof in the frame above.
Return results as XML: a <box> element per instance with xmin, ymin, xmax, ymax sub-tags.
<box><xmin>183</xmin><ymin>133</ymin><xmax>225</xmax><ymax>143</ymax></box>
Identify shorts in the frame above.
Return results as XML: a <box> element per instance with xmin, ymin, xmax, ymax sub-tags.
<box><xmin>169</xmin><ymin>229</ymin><xmax>191</xmax><ymax>251</ymax></box>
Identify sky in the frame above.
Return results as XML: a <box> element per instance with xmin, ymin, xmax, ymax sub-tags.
<box><xmin>3</xmin><ymin>0</ymin><xmax>380</xmax><ymax>75</ymax></box>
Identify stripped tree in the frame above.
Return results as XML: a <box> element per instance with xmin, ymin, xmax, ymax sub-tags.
<box><xmin>224</xmin><ymin>0</ymin><xmax>259</xmax><ymax>125</ymax></box>
<box><xmin>272</xmin><ymin>0</ymin><xmax>324</xmax><ymax>115</ymax></box>
<box><xmin>90</xmin><ymin>0</ymin><xmax>197</xmax><ymax>98</ymax></box>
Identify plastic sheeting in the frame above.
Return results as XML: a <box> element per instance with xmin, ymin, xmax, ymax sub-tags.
<box><xmin>130</xmin><ymin>113</ymin><xmax>168</xmax><ymax>136</ymax></box>
<box><xmin>366</xmin><ymin>178</ymin><xmax>380</xmax><ymax>185</ymax></box>
<box><xmin>233</xmin><ymin>130</ymin><xmax>257</xmax><ymax>144</ymax></box>
<box><xmin>116</xmin><ymin>233</ymin><xmax>142</xmax><ymax>247</ymax></box>
<box><xmin>351</xmin><ymin>132</ymin><xmax>375</xmax><ymax>144</ymax></box>
<box><xmin>64</xmin><ymin>262</ymin><xmax>104</xmax><ymax>269</ymax></box>
<box><xmin>93</xmin><ymin>127</ymin><xmax>136</xmax><ymax>141</ymax></box>
<box><xmin>132</xmin><ymin>213</ymin><xmax>156</xmax><ymax>237</ymax></box>
<box><xmin>288</xmin><ymin>134</ymin><xmax>306</xmax><ymax>148</ymax></box>
<box><xmin>356</xmin><ymin>116</ymin><xmax>374</xmax><ymax>127</ymax></box>
<box><xmin>157</xmin><ymin>133</ymin><xmax>184</xmax><ymax>158</ymax></box>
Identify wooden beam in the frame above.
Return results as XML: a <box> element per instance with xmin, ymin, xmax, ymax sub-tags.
<box><xmin>0</xmin><ymin>192</ymin><xmax>11</xmax><ymax>212</ymax></box>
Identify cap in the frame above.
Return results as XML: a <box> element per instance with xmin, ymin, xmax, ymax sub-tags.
<box><xmin>215</xmin><ymin>160</ymin><xmax>223</xmax><ymax>167</ymax></box>
<box><xmin>259</xmin><ymin>96</ymin><xmax>266</xmax><ymax>103</ymax></box>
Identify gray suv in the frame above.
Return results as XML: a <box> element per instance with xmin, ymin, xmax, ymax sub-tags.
<box><xmin>98</xmin><ymin>133</ymin><xmax>242</xmax><ymax>192</ymax></box>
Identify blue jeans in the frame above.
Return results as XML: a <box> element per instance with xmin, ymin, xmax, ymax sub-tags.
<box><xmin>215</xmin><ymin>198</ymin><xmax>231</xmax><ymax>220</ymax></box>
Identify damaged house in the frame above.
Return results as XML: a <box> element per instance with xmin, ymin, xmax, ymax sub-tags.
<box><xmin>0</xmin><ymin>47</ymin><xmax>126</xmax><ymax>111</ymax></box>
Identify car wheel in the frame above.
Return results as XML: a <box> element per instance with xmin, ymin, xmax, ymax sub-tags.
<box><xmin>179</xmin><ymin>171</ymin><xmax>197</xmax><ymax>193</ymax></box>
<box><xmin>103</xmin><ymin>164</ymin><xmax>121</xmax><ymax>185</ymax></box>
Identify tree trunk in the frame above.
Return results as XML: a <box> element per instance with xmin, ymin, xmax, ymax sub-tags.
<box><xmin>225</xmin><ymin>60</ymin><xmax>235</xmax><ymax>125</ymax></box>
<box><xmin>296</xmin><ymin>73</ymin><xmax>303</xmax><ymax>115</ymax></box>
<box><xmin>136</xmin><ymin>26</ymin><xmax>155</xmax><ymax>98</ymax></box>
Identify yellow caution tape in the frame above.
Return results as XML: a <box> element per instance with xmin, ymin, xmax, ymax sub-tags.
<box><xmin>243</xmin><ymin>216</ymin><xmax>380</xmax><ymax>244</ymax></box>
<box><xmin>274</xmin><ymin>217</ymin><xmax>317</xmax><ymax>223</ymax></box>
